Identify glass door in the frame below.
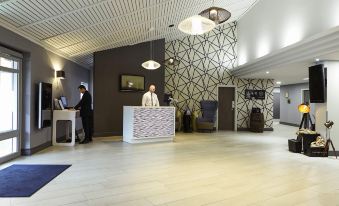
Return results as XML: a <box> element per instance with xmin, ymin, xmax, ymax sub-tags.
<box><xmin>0</xmin><ymin>53</ymin><xmax>21</xmax><ymax>164</ymax></box>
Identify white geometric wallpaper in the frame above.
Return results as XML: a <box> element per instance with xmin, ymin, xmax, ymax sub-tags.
<box><xmin>165</xmin><ymin>22</ymin><xmax>274</xmax><ymax>129</ymax></box>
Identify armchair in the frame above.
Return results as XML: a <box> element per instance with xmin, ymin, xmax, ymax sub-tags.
<box><xmin>196</xmin><ymin>100</ymin><xmax>218</xmax><ymax>132</ymax></box>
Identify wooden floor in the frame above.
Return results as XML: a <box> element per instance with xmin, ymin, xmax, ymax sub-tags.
<box><xmin>1</xmin><ymin>124</ymin><xmax>339</xmax><ymax>206</ymax></box>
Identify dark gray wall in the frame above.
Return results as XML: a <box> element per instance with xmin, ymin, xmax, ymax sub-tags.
<box><xmin>93</xmin><ymin>39</ymin><xmax>165</xmax><ymax>136</ymax></box>
<box><xmin>280</xmin><ymin>83</ymin><xmax>315</xmax><ymax>126</ymax></box>
<box><xmin>0</xmin><ymin>25</ymin><xmax>90</xmax><ymax>154</ymax></box>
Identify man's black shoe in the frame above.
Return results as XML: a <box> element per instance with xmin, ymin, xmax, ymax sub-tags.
<box><xmin>80</xmin><ymin>139</ymin><xmax>90</xmax><ymax>144</ymax></box>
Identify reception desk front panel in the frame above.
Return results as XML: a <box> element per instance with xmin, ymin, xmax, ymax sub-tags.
<box><xmin>123</xmin><ymin>106</ymin><xmax>175</xmax><ymax>143</ymax></box>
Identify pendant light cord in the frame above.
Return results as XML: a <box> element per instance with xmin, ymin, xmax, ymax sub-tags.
<box><xmin>150</xmin><ymin>40</ymin><xmax>153</xmax><ymax>60</ymax></box>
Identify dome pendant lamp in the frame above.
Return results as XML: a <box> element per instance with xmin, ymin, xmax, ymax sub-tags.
<box><xmin>199</xmin><ymin>0</ymin><xmax>231</xmax><ymax>25</ymax></box>
<box><xmin>142</xmin><ymin>37</ymin><xmax>161</xmax><ymax>70</ymax></box>
<box><xmin>178</xmin><ymin>15</ymin><xmax>215</xmax><ymax>35</ymax></box>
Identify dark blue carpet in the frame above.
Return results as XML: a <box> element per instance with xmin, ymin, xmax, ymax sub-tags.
<box><xmin>0</xmin><ymin>164</ymin><xmax>71</xmax><ymax>197</ymax></box>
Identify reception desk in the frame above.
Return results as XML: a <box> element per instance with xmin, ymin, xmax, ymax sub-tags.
<box><xmin>123</xmin><ymin>106</ymin><xmax>175</xmax><ymax>143</ymax></box>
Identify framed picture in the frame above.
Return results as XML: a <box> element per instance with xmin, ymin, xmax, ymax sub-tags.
<box><xmin>245</xmin><ymin>89</ymin><xmax>265</xmax><ymax>100</ymax></box>
<box><xmin>120</xmin><ymin>74</ymin><xmax>145</xmax><ymax>92</ymax></box>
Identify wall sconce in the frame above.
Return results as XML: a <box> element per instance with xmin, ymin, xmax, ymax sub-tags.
<box><xmin>56</xmin><ymin>70</ymin><xmax>66</xmax><ymax>79</ymax></box>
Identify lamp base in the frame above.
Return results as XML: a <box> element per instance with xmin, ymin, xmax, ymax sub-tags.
<box><xmin>299</xmin><ymin>113</ymin><xmax>314</xmax><ymax>130</ymax></box>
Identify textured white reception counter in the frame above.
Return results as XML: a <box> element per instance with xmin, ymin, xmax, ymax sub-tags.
<box><xmin>123</xmin><ymin>106</ymin><xmax>175</xmax><ymax>143</ymax></box>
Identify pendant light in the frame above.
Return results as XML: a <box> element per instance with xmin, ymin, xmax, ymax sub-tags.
<box><xmin>142</xmin><ymin>32</ymin><xmax>161</xmax><ymax>70</ymax></box>
<box><xmin>199</xmin><ymin>0</ymin><xmax>231</xmax><ymax>24</ymax></box>
<box><xmin>178</xmin><ymin>15</ymin><xmax>216</xmax><ymax>35</ymax></box>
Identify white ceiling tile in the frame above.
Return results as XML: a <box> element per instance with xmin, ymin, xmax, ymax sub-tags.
<box><xmin>0</xmin><ymin>0</ymin><xmax>260</xmax><ymax>68</ymax></box>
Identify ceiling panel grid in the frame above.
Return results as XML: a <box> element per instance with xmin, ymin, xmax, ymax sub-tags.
<box><xmin>0</xmin><ymin>0</ymin><xmax>259</xmax><ymax>68</ymax></box>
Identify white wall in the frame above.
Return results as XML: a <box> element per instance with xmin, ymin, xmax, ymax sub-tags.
<box><xmin>322</xmin><ymin>62</ymin><xmax>339</xmax><ymax>150</ymax></box>
<box><xmin>237</xmin><ymin>0</ymin><xmax>339</xmax><ymax>65</ymax></box>
<box><xmin>314</xmin><ymin>62</ymin><xmax>339</xmax><ymax>153</ymax></box>
<box><xmin>279</xmin><ymin>83</ymin><xmax>311</xmax><ymax>126</ymax></box>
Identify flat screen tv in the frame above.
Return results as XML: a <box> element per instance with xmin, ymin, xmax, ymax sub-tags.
<box><xmin>37</xmin><ymin>82</ymin><xmax>52</xmax><ymax>129</ymax></box>
<box><xmin>120</xmin><ymin>74</ymin><xmax>145</xmax><ymax>92</ymax></box>
<box><xmin>309</xmin><ymin>64</ymin><xmax>326</xmax><ymax>103</ymax></box>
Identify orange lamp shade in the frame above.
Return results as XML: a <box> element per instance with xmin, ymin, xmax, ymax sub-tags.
<box><xmin>298</xmin><ymin>104</ymin><xmax>310</xmax><ymax>113</ymax></box>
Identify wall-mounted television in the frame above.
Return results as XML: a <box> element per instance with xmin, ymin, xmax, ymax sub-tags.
<box><xmin>37</xmin><ymin>82</ymin><xmax>52</xmax><ymax>129</ymax></box>
<box><xmin>120</xmin><ymin>74</ymin><xmax>145</xmax><ymax>92</ymax></box>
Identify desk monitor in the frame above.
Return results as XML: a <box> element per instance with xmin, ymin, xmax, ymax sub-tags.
<box><xmin>60</xmin><ymin>96</ymin><xmax>68</xmax><ymax>108</ymax></box>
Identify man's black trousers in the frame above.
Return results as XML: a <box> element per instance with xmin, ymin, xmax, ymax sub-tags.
<box><xmin>81</xmin><ymin>115</ymin><xmax>93</xmax><ymax>140</ymax></box>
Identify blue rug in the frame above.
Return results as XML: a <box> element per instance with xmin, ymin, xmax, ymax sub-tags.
<box><xmin>0</xmin><ymin>164</ymin><xmax>71</xmax><ymax>197</ymax></box>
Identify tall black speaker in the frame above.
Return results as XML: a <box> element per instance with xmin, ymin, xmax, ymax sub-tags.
<box><xmin>309</xmin><ymin>64</ymin><xmax>326</xmax><ymax>103</ymax></box>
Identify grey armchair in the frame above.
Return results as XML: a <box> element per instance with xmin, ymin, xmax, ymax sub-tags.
<box><xmin>196</xmin><ymin>100</ymin><xmax>218</xmax><ymax>132</ymax></box>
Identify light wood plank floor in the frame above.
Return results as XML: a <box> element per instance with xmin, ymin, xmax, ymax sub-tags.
<box><xmin>1</xmin><ymin>124</ymin><xmax>339</xmax><ymax>206</ymax></box>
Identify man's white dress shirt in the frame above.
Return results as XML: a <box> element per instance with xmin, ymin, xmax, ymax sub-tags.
<box><xmin>142</xmin><ymin>91</ymin><xmax>159</xmax><ymax>106</ymax></box>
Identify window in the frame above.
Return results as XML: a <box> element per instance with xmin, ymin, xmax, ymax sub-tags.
<box><xmin>0</xmin><ymin>50</ymin><xmax>21</xmax><ymax>163</ymax></box>
<box><xmin>0</xmin><ymin>137</ymin><xmax>18</xmax><ymax>157</ymax></box>
<box><xmin>0</xmin><ymin>71</ymin><xmax>18</xmax><ymax>132</ymax></box>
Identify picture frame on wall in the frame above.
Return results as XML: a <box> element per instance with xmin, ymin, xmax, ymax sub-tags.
<box><xmin>245</xmin><ymin>89</ymin><xmax>265</xmax><ymax>100</ymax></box>
<box><xmin>120</xmin><ymin>74</ymin><xmax>145</xmax><ymax>92</ymax></box>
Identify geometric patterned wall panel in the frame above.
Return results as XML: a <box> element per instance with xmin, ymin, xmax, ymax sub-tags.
<box><xmin>165</xmin><ymin>22</ymin><xmax>274</xmax><ymax>129</ymax></box>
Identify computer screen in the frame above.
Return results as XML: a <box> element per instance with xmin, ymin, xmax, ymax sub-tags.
<box><xmin>60</xmin><ymin>96</ymin><xmax>68</xmax><ymax>108</ymax></box>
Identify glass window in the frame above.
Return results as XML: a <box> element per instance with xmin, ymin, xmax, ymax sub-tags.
<box><xmin>0</xmin><ymin>51</ymin><xmax>21</xmax><ymax>162</ymax></box>
<box><xmin>0</xmin><ymin>137</ymin><xmax>18</xmax><ymax>157</ymax></box>
<box><xmin>0</xmin><ymin>57</ymin><xmax>15</xmax><ymax>69</ymax></box>
<box><xmin>0</xmin><ymin>71</ymin><xmax>18</xmax><ymax>132</ymax></box>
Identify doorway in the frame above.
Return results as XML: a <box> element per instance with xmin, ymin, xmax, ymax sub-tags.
<box><xmin>217</xmin><ymin>86</ymin><xmax>236</xmax><ymax>131</ymax></box>
<box><xmin>0</xmin><ymin>48</ymin><xmax>22</xmax><ymax>164</ymax></box>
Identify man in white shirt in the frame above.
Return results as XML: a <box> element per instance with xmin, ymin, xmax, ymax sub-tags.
<box><xmin>142</xmin><ymin>84</ymin><xmax>160</xmax><ymax>106</ymax></box>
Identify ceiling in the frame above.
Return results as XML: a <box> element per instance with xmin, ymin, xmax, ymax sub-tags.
<box><xmin>232</xmin><ymin>26</ymin><xmax>339</xmax><ymax>87</ymax></box>
<box><xmin>241</xmin><ymin>61</ymin><xmax>311</xmax><ymax>86</ymax></box>
<box><xmin>0</xmin><ymin>0</ymin><xmax>259</xmax><ymax>68</ymax></box>
<box><xmin>241</xmin><ymin>51</ymin><xmax>339</xmax><ymax>86</ymax></box>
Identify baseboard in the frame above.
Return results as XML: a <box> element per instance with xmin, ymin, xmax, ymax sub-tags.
<box><xmin>94</xmin><ymin>131</ymin><xmax>122</xmax><ymax>137</ymax></box>
<box><xmin>237</xmin><ymin>128</ymin><xmax>274</xmax><ymax>131</ymax></box>
<box><xmin>279</xmin><ymin>122</ymin><xmax>299</xmax><ymax>127</ymax></box>
<box><xmin>328</xmin><ymin>151</ymin><xmax>339</xmax><ymax>157</ymax></box>
<box><xmin>21</xmin><ymin>141</ymin><xmax>52</xmax><ymax>156</ymax></box>
<box><xmin>21</xmin><ymin>129</ymin><xmax>84</xmax><ymax>156</ymax></box>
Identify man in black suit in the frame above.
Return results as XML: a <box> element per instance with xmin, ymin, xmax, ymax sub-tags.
<box><xmin>74</xmin><ymin>85</ymin><xmax>93</xmax><ymax>144</ymax></box>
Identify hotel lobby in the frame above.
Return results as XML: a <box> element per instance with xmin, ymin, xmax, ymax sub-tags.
<box><xmin>1</xmin><ymin>0</ymin><xmax>339</xmax><ymax>205</ymax></box>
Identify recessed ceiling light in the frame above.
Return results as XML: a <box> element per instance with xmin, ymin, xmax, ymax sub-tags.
<box><xmin>266</xmin><ymin>71</ymin><xmax>270</xmax><ymax>74</ymax></box>
<box><xmin>315</xmin><ymin>58</ymin><xmax>320</xmax><ymax>62</ymax></box>
<box><xmin>276</xmin><ymin>81</ymin><xmax>282</xmax><ymax>85</ymax></box>
<box><xmin>303</xmin><ymin>77</ymin><xmax>309</xmax><ymax>81</ymax></box>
